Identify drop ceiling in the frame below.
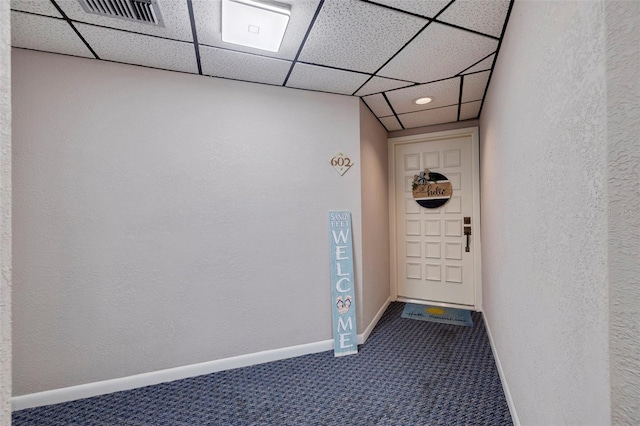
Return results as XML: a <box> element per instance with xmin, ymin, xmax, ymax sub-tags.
<box><xmin>10</xmin><ymin>0</ymin><xmax>513</xmax><ymax>131</ymax></box>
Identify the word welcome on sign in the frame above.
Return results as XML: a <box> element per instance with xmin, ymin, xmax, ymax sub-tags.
<box><xmin>329</xmin><ymin>211</ymin><xmax>357</xmax><ymax>357</ymax></box>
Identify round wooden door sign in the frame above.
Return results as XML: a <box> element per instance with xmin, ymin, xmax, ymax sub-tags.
<box><xmin>412</xmin><ymin>169</ymin><xmax>452</xmax><ymax>209</ymax></box>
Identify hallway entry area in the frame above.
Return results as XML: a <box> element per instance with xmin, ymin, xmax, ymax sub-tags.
<box><xmin>13</xmin><ymin>303</ymin><xmax>511</xmax><ymax>425</ymax></box>
<box><xmin>390</xmin><ymin>128</ymin><xmax>482</xmax><ymax>312</ymax></box>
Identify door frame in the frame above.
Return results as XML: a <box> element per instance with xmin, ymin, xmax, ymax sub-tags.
<box><xmin>388</xmin><ymin>126</ymin><xmax>483</xmax><ymax>311</ymax></box>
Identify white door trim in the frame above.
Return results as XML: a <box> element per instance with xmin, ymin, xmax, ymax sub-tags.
<box><xmin>388</xmin><ymin>127</ymin><xmax>483</xmax><ymax>311</ymax></box>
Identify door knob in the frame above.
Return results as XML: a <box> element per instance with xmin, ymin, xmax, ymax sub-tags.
<box><xmin>464</xmin><ymin>226</ymin><xmax>471</xmax><ymax>252</ymax></box>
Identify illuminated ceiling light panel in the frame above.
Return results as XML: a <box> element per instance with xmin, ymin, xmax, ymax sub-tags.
<box><xmin>221</xmin><ymin>0</ymin><xmax>291</xmax><ymax>53</ymax></box>
<box><xmin>414</xmin><ymin>97</ymin><xmax>433</xmax><ymax>105</ymax></box>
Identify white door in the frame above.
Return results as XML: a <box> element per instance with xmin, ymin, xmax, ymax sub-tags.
<box><xmin>390</xmin><ymin>128</ymin><xmax>481</xmax><ymax>310</ymax></box>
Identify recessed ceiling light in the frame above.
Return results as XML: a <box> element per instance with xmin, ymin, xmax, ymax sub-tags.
<box><xmin>414</xmin><ymin>97</ymin><xmax>433</xmax><ymax>105</ymax></box>
<box><xmin>221</xmin><ymin>0</ymin><xmax>291</xmax><ymax>53</ymax></box>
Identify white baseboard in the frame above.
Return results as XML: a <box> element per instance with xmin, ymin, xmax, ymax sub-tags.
<box><xmin>358</xmin><ymin>296</ymin><xmax>391</xmax><ymax>345</ymax></box>
<box><xmin>482</xmin><ymin>312</ymin><xmax>521</xmax><ymax>426</ymax></box>
<box><xmin>13</xmin><ymin>298</ymin><xmax>392</xmax><ymax>412</ymax></box>
<box><xmin>12</xmin><ymin>339</ymin><xmax>333</xmax><ymax>411</ymax></box>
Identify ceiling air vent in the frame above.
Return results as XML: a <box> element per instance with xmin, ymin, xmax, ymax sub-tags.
<box><xmin>78</xmin><ymin>0</ymin><xmax>164</xmax><ymax>27</ymax></box>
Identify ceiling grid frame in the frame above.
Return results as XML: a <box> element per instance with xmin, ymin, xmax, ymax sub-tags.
<box><xmin>186</xmin><ymin>0</ymin><xmax>202</xmax><ymax>74</ymax></box>
<box><xmin>50</xmin><ymin>0</ymin><xmax>101</xmax><ymax>58</ymax></box>
<box><xmin>10</xmin><ymin>0</ymin><xmax>515</xmax><ymax>131</ymax></box>
<box><xmin>282</xmin><ymin>0</ymin><xmax>325</xmax><ymax>87</ymax></box>
<box><xmin>478</xmin><ymin>0</ymin><xmax>516</xmax><ymax>118</ymax></box>
<box><xmin>457</xmin><ymin>75</ymin><xmax>464</xmax><ymax>121</ymax></box>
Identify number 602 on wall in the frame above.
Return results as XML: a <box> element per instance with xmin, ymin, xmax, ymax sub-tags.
<box><xmin>330</xmin><ymin>152</ymin><xmax>353</xmax><ymax>176</ymax></box>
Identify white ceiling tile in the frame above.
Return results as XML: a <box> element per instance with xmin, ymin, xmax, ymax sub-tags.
<box><xmin>437</xmin><ymin>0</ymin><xmax>511</xmax><ymax>38</ymax></box>
<box><xmin>200</xmin><ymin>46</ymin><xmax>291</xmax><ymax>86</ymax></box>
<box><xmin>11</xmin><ymin>12</ymin><xmax>94</xmax><ymax>58</ymax></box>
<box><xmin>380</xmin><ymin>116</ymin><xmax>403</xmax><ymax>132</ymax></box>
<box><xmin>462</xmin><ymin>54</ymin><xmax>495</xmax><ymax>74</ymax></box>
<box><xmin>460</xmin><ymin>101</ymin><xmax>482</xmax><ymax>120</ymax></box>
<box><xmin>75</xmin><ymin>24</ymin><xmax>198</xmax><ymax>74</ymax></box>
<box><xmin>9</xmin><ymin>0</ymin><xmax>512</xmax><ymax>112</ymax></box>
<box><xmin>54</xmin><ymin>0</ymin><xmax>193</xmax><ymax>42</ymax></box>
<box><xmin>11</xmin><ymin>0</ymin><xmax>62</xmax><ymax>17</ymax></box>
<box><xmin>398</xmin><ymin>105</ymin><xmax>458</xmax><ymax>128</ymax></box>
<box><xmin>462</xmin><ymin>70</ymin><xmax>490</xmax><ymax>102</ymax></box>
<box><xmin>372</xmin><ymin>0</ymin><xmax>451</xmax><ymax>18</ymax></box>
<box><xmin>192</xmin><ymin>0</ymin><xmax>320</xmax><ymax>61</ymax></box>
<box><xmin>386</xmin><ymin>78</ymin><xmax>460</xmax><ymax>114</ymax></box>
<box><xmin>354</xmin><ymin>76</ymin><xmax>414</xmax><ymax>97</ymax></box>
<box><xmin>378</xmin><ymin>22</ymin><xmax>498</xmax><ymax>83</ymax></box>
<box><xmin>363</xmin><ymin>94</ymin><xmax>393</xmax><ymax>117</ymax></box>
<box><xmin>298</xmin><ymin>0</ymin><xmax>426</xmax><ymax>73</ymax></box>
<box><xmin>285</xmin><ymin>63</ymin><xmax>369</xmax><ymax>95</ymax></box>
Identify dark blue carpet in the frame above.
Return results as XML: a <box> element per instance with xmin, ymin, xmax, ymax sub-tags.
<box><xmin>13</xmin><ymin>302</ymin><xmax>512</xmax><ymax>425</ymax></box>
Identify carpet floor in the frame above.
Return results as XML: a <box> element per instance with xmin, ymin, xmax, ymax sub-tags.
<box><xmin>13</xmin><ymin>302</ymin><xmax>513</xmax><ymax>425</ymax></box>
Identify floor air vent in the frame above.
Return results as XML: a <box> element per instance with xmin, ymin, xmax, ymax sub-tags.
<box><xmin>78</xmin><ymin>0</ymin><xmax>164</xmax><ymax>26</ymax></box>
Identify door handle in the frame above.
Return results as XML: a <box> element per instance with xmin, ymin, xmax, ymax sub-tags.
<box><xmin>464</xmin><ymin>226</ymin><xmax>471</xmax><ymax>252</ymax></box>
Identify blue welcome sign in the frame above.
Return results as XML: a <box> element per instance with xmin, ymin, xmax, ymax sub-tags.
<box><xmin>329</xmin><ymin>211</ymin><xmax>357</xmax><ymax>357</ymax></box>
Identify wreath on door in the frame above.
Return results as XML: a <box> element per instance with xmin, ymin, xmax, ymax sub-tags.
<box><xmin>412</xmin><ymin>169</ymin><xmax>452</xmax><ymax>209</ymax></box>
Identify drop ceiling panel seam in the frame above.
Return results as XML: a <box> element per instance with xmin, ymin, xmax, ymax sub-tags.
<box><xmin>437</xmin><ymin>0</ymin><xmax>511</xmax><ymax>38</ymax></box>
<box><xmin>200</xmin><ymin>46</ymin><xmax>292</xmax><ymax>86</ymax></box>
<box><xmin>457</xmin><ymin>51</ymin><xmax>496</xmax><ymax>75</ymax></box>
<box><xmin>353</xmin><ymin>75</ymin><xmax>375</xmax><ymax>96</ymax></box>
<box><xmin>362</xmin><ymin>0</ymin><xmax>441</xmax><ymax>20</ymax></box>
<box><xmin>9</xmin><ymin>9</ymin><xmax>61</xmax><ymax>19</ymax></box>
<box><xmin>431</xmin><ymin>19</ymin><xmax>500</xmax><ymax>41</ymax></box>
<box><xmin>294</xmin><ymin>61</ymin><xmax>419</xmax><ymax>87</ymax></box>
<box><xmin>457</xmin><ymin>75</ymin><xmax>464</xmax><ymax>121</ymax></box>
<box><xmin>75</xmin><ymin>23</ymin><xmax>198</xmax><ymax>73</ymax></box>
<box><xmin>282</xmin><ymin>0</ymin><xmax>326</xmax><ymax>87</ymax></box>
<box><xmin>11</xmin><ymin>13</ymin><xmax>95</xmax><ymax>59</ymax></box>
<box><xmin>369</xmin><ymin>18</ymin><xmax>432</xmax><ymax>76</ymax></box>
<box><xmin>48</xmin><ymin>1</ymin><xmax>100</xmax><ymax>59</ymax></box>
<box><xmin>383</xmin><ymin>75</ymin><xmax>456</xmax><ymax>94</ymax></box>
<box><xmin>477</xmin><ymin>0</ymin><xmax>516</xmax><ymax>118</ymax></box>
<box><xmin>297</xmin><ymin>0</ymin><xmax>428</xmax><ymax>74</ymax></box>
<box><xmin>297</xmin><ymin>61</ymin><xmax>372</xmax><ymax>77</ymax></box>
<box><xmin>360</xmin><ymin>98</ymin><xmax>389</xmax><ymax>130</ymax></box>
<box><xmin>9</xmin><ymin>0</ymin><xmax>515</xmax><ymax>131</ymax></box>
<box><xmin>365</xmin><ymin>0</ymin><xmax>502</xmax><ymax>40</ymax></box>
<box><xmin>377</xmin><ymin>99</ymin><xmax>482</xmax><ymax>119</ymax></box>
<box><xmin>382</xmin><ymin>92</ymin><xmax>404</xmax><ymax>130</ymax></box>
<box><xmin>396</xmin><ymin>101</ymin><xmax>467</xmax><ymax>116</ymax></box>
<box><xmin>354</xmin><ymin>76</ymin><xmax>416</xmax><ymax>97</ymax></box>
<box><xmin>368</xmin><ymin>0</ymin><xmax>456</xmax><ymax>21</ymax></box>
<box><xmin>377</xmin><ymin>22</ymin><xmax>499</xmax><ymax>83</ymax></box>
<box><xmin>186</xmin><ymin>0</ymin><xmax>202</xmax><ymax>75</ymax></box>
<box><xmin>379</xmin><ymin>115</ymin><xmax>402</xmax><ymax>132</ymax></box>
<box><xmin>11</xmin><ymin>0</ymin><xmax>62</xmax><ymax>17</ymax></box>
<box><xmin>57</xmin><ymin>20</ymin><xmax>194</xmax><ymax>44</ymax></box>
<box><xmin>197</xmin><ymin>43</ymin><xmax>290</xmax><ymax>63</ymax></box>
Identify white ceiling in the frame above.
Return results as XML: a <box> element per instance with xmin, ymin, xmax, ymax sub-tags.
<box><xmin>10</xmin><ymin>0</ymin><xmax>513</xmax><ymax>131</ymax></box>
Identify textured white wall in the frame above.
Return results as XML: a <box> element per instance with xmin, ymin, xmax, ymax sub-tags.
<box><xmin>359</xmin><ymin>101</ymin><xmax>389</xmax><ymax>329</ymax></box>
<box><xmin>12</xmin><ymin>49</ymin><xmax>362</xmax><ymax>395</ymax></box>
<box><xmin>1</xmin><ymin>0</ymin><xmax>12</xmax><ymax>422</ymax></box>
<box><xmin>607</xmin><ymin>2</ymin><xmax>640</xmax><ymax>424</ymax></box>
<box><xmin>480</xmin><ymin>1</ymin><xmax>610</xmax><ymax>424</ymax></box>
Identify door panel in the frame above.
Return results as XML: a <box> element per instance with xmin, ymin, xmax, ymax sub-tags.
<box><xmin>394</xmin><ymin>135</ymin><xmax>475</xmax><ymax>306</ymax></box>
